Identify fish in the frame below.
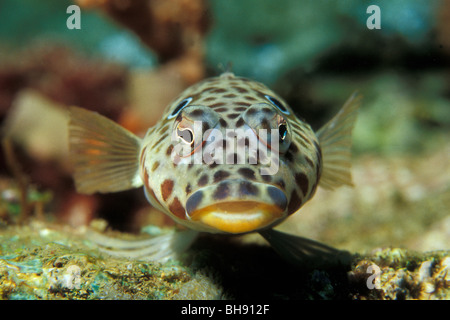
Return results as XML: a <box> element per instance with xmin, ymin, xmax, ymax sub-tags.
<box><xmin>69</xmin><ymin>72</ymin><xmax>361</xmax><ymax>266</ymax></box>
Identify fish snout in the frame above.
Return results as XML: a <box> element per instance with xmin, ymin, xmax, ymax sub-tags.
<box><xmin>185</xmin><ymin>180</ymin><xmax>287</xmax><ymax>234</ymax></box>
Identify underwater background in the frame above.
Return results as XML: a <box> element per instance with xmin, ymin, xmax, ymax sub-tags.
<box><xmin>0</xmin><ymin>0</ymin><xmax>448</xmax><ymax>300</ymax></box>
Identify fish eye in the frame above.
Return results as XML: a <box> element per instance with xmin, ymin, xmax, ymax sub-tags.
<box><xmin>278</xmin><ymin>123</ymin><xmax>287</xmax><ymax>142</ymax></box>
<box><xmin>265</xmin><ymin>95</ymin><xmax>290</xmax><ymax>115</ymax></box>
<box><xmin>177</xmin><ymin>127</ymin><xmax>194</xmax><ymax>145</ymax></box>
<box><xmin>168</xmin><ymin>97</ymin><xmax>193</xmax><ymax>119</ymax></box>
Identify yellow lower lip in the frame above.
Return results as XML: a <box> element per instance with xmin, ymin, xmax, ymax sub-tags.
<box><xmin>189</xmin><ymin>201</ymin><xmax>283</xmax><ymax>234</ymax></box>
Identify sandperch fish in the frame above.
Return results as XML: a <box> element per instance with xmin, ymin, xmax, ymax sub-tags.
<box><xmin>69</xmin><ymin>72</ymin><xmax>361</xmax><ymax>266</ymax></box>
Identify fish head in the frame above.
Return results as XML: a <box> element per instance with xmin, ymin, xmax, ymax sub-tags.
<box><xmin>140</xmin><ymin>73</ymin><xmax>322</xmax><ymax>234</ymax></box>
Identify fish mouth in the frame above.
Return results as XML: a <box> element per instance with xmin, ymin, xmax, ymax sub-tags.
<box><xmin>186</xmin><ymin>181</ymin><xmax>287</xmax><ymax>234</ymax></box>
<box><xmin>189</xmin><ymin>201</ymin><xmax>284</xmax><ymax>233</ymax></box>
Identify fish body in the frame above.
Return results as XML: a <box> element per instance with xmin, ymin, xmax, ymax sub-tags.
<box><xmin>69</xmin><ymin>72</ymin><xmax>360</xmax><ymax>263</ymax></box>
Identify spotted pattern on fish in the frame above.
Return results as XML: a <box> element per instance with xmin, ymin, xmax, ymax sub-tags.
<box><xmin>69</xmin><ymin>71</ymin><xmax>359</xmax><ymax>236</ymax></box>
<box><xmin>138</xmin><ymin>72</ymin><xmax>322</xmax><ymax>233</ymax></box>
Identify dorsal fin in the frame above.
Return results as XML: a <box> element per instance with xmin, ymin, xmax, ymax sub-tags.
<box><xmin>69</xmin><ymin>107</ymin><xmax>143</xmax><ymax>194</ymax></box>
<box><xmin>316</xmin><ymin>92</ymin><xmax>361</xmax><ymax>190</ymax></box>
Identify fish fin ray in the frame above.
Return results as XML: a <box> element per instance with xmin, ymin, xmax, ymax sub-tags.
<box><xmin>86</xmin><ymin>229</ymin><xmax>199</xmax><ymax>262</ymax></box>
<box><xmin>317</xmin><ymin>92</ymin><xmax>361</xmax><ymax>190</ymax></box>
<box><xmin>69</xmin><ymin>106</ymin><xmax>143</xmax><ymax>194</ymax></box>
<box><xmin>259</xmin><ymin>229</ymin><xmax>352</xmax><ymax>268</ymax></box>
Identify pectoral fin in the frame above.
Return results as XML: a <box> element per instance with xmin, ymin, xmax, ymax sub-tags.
<box><xmin>259</xmin><ymin>229</ymin><xmax>352</xmax><ymax>268</ymax></box>
<box><xmin>316</xmin><ymin>92</ymin><xmax>361</xmax><ymax>190</ymax></box>
<box><xmin>86</xmin><ymin>229</ymin><xmax>199</xmax><ymax>262</ymax></box>
<box><xmin>69</xmin><ymin>106</ymin><xmax>143</xmax><ymax>194</ymax></box>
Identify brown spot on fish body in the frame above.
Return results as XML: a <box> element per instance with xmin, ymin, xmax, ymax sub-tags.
<box><xmin>239</xmin><ymin>181</ymin><xmax>259</xmax><ymax>196</ymax></box>
<box><xmin>235</xmin><ymin>102</ymin><xmax>251</xmax><ymax>107</ymax></box>
<box><xmin>227</xmin><ymin>113</ymin><xmax>240</xmax><ymax>119</ymax></box>
<box><xmin>157</xmin><ymin>124</ymin><xmax>170</xmax><ymax>134</ymax></box>
<box><xmin>152</xmin><ymin>133</ymin><xmax>168</xmax><ymax>149</ymax></box>
<box><xmin>151</xmin><ymin>161</ymin><xmax>160</xmax><ymax>172</ymax></box>
<box><xmin>211</xmin><ymin>88</ymin><xmax>227</xmax><ymax>94</ymax></box>
<box><xmin>213</xmin><ymin>182</ymin><xmax>230</xmax><ymax>200</ymax></box>
<box><xmin>245</xmin><ymin>108</ymin><xmax>257</xmax><ymax>116</ymax></box>
<box><xmin>305</xmin><ymin>156</ymin><xmax>314</xmax><ymax>168</ymax></box>
<box><xmin>214</xmin><ymin>107</ymin><xmax>228</xmax><ymax>112</ymax></box>
<box><xmin>223</xmin><ymin>93</ymin><xmax>237</xmax><ymax>98</ymax></box>
<box><xmin>166</xmin><ymin>144</ymin><xmax>174</xmax><ymax>156</ymax></box>
<box><xmin>219</xmin><ymin>118</ymin><xmax>228</xmax><ymax>127</ymax></box>
<box><xmin>161</xmin><ymin>179</ymin><xmax>174</xmax><ymax>201</ymax></box>
<box><xmin>285</xmin><ymin>150</ymin><xmax>294</xmax><ymax>163</ymax></box>
<box><xmin>198</xmin><ymin>174</ymin><xmax>209</xmax><ymax>187</ymax></box>
<box><xmin>289</xmin><ymin>143</ymin><xmax>299</xmax><ymax>154</ymax></box>
<box><xmin>238</xmin><ymin>167</ymin><xmax>256</xmax><ymax>180</ymax></box>
<box><xmin>210</xmin><ymin>102</ymin><xmax>226</xmax><ymax>108</ymax></box>
<box><xmin>190</xmin><ymin>109</ymin><xmax>205</xmax><ymax>117</ymax></box>
<box><xmin>260</xmin><ymin>118</ymin><xmax>270</xmax><ymax>130</ymax></box>
<box><xmin>233</xmin><ymin>86</ymin><xmax>249</xmax><ymax>93</ymax></box>
<box><xmin>261</xmin><ymin>174</ymin><xmax>272</xmax><ymax>183</ymax></box>
<box><xmin>295</xmin><ymin>172</ymin><xmax>309</xmax><ymax>196</ymax></box>
<box><xmin>213</xmin><ymin>170</ymin><xmax>231</xmax><ymax>183</ymax></box>
<box><xmin>287</xmin><ymin>189</ymin><xmax>302</xmax><ymax>214</ymax></box>
<box><xmin>169</xmin><ymin>197</ymin><xmax>186</xmax><ymax>219</ymax></box>
<box><xmin>297</xmin><ymin>131</ymin><xmax>311</xmax><ymax>146</ymax></box>
<box><xmin>253</xmin><ymin>90</ymin><xmax>266</xmax><ymax>99</ymax></box>
<box><xmin>235</xmin><ymin>118</ymin><xmax>245</xmax><ymax>127</ymax></box>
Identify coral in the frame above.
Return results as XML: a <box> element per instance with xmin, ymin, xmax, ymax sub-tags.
<box><xmin>349</xmin><ymin>249</ymin><xmax>450</xmax><ymax>300</ymax></box>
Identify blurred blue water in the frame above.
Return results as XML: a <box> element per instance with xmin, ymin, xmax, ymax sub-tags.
<box><xmin>0</xmin><ymin>0</ymin><xmax>442</xmax><ymax>79</ymax></box>
<box><xmin>0</xmin><ymin>0</ymin><xmax>156</xmax><ymax>69</ymax></box>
